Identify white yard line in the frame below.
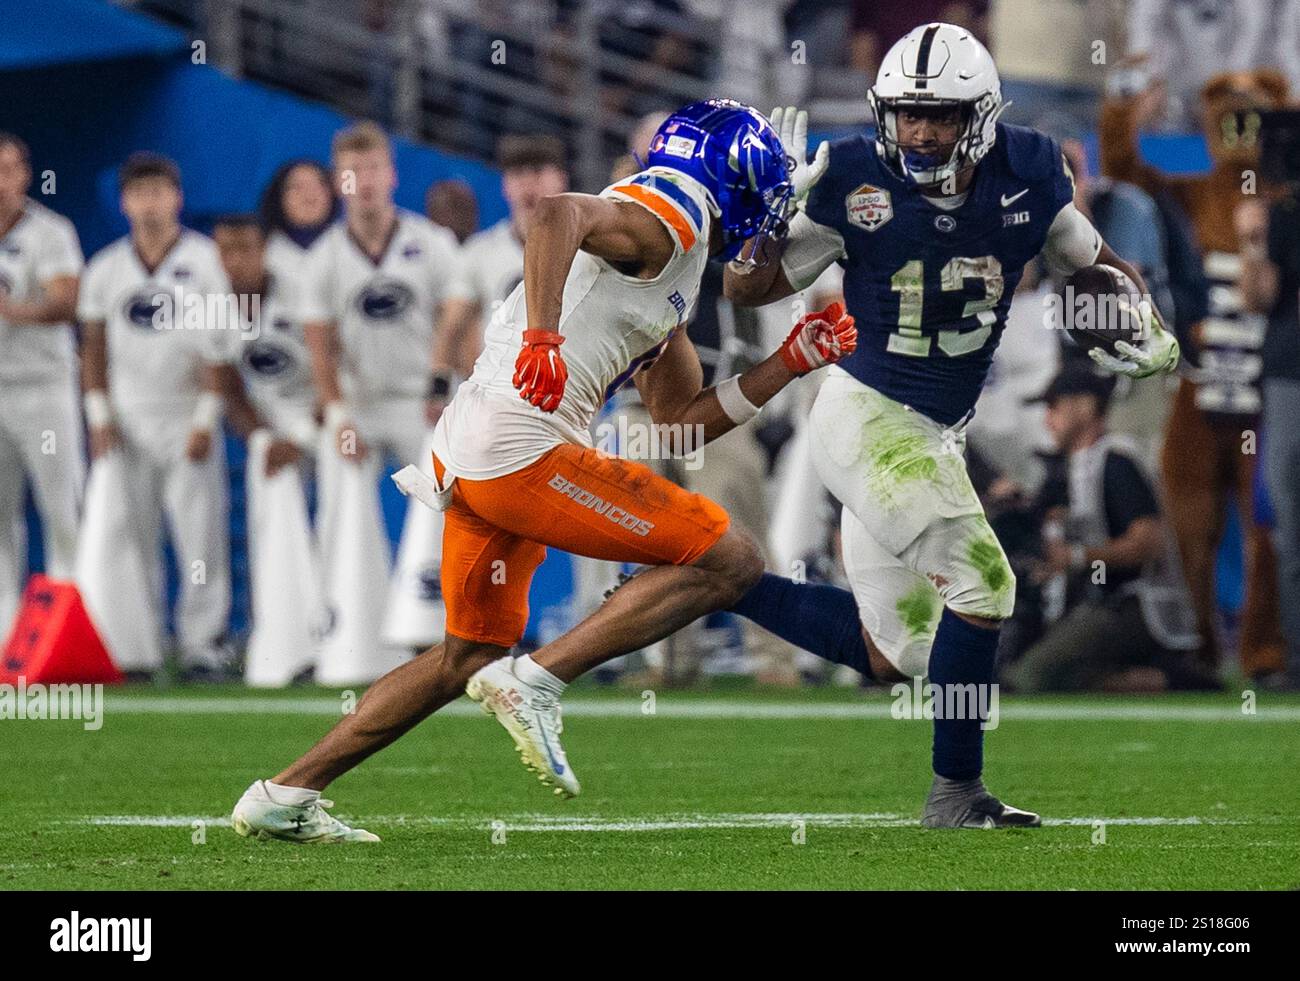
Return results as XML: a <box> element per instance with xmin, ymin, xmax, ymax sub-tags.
<box><xmin>99</xmin><ymin>696</ymin><xmax>1300</xmax><ymax>722</ymax></box>
<box><xmin>77</xmin><ymin>812</ymin><xmax>1265</xmax><ymax>832</ymax></box>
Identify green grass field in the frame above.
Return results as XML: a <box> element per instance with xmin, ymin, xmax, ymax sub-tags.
<box><xmin>4</xmin><ymin>683</ymin><xmax>1299</xmax><ymax>890</ymax></box>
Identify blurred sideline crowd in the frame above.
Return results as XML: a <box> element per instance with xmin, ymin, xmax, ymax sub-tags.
<box><xmin>134</xmin><ymin>1</ymin><xmax>1300</xmax><ymax>160</ymax></box>
<box><xmin>3</xmin><ymin>0</ymin><xmax>1300</xmax><ymax>691</ymax></box>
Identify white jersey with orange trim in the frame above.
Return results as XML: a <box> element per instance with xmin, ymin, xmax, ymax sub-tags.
<box><xmin>432</xmin><ymin>167</ymin><xmax>714</xmax><ymax>480</ymax></box>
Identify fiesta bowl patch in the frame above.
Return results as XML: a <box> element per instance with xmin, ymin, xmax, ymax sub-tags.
<box><xmin>846</xmin><ymin>183</ymin><xmax>892</xmax><ymax>232</ymax></box>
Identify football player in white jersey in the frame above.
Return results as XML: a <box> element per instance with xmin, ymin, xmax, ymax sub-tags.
<box><xmin>428</xmin><ymin>135</ymin><xmax>569</xmax><ymax>400</ymax></box>
<box><xmin>78</xmin><ymin>153</ymin><xmax>238</xmax><ymax>677</ymax></box>
<box><xmin>0</xmin><ymin>133</ymin><xmax>85</xmax><ymax>638</ymax></box>
<box><xmin>211</xmin><ymin>214</ymin><xmax>321</xmax><ymax>684</ymax></box>
<box><xmin>232</xmin><ymin>100</ymin><xmax>856</xmax><ymax>841</ymax></box>
<box><xmin>210</xmin><ymin>214</ymin><xmax>316</xmax><ymax>464</ymax></box>
<box><xmin>300</xmin><ymin>121</ymin><xmax>475</xmax><ymax>471</ymax></box>
<box><xmin>259</xmin><ymin>160</ymin><xmax>338</xmax><ymax>284</ymax></box>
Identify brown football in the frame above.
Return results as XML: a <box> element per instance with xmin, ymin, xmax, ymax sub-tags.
<box><xmin>1060</xmin><ymin>264</ymin><xmax>1144</xmax><ymax>355</ymax></box>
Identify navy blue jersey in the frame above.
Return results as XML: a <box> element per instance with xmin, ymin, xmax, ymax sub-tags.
<box><xmin>804</xmin><ymin>123</ymin><xmax>1076</xmax><ymax>425</ymax></box>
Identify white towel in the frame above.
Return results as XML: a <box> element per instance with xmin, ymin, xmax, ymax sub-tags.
<box><xmin>768</xmin><ymin>420</ymin><xmax>827</xmax><ymax>577</ymax></box>
<box><xmin>74</xmin><ymin>452</ymin><xmax>162</xmax><ymax>671</ymax></box>
<box><xmin>316</xmin><ymin>450</ymin><xmax>404</xmax><ymax>685</ymax></box>
<box><xmin>244</xmin><ymin>432</ymin><xmax>327</xmax><ymax>687</ymax></box>
<box><xmin>383</xmin><ymin>432</ymin><xmax>447</xmax><ymax>648</ymax></box>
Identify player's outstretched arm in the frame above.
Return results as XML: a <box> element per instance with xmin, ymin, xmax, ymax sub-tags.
<box><xmin>725</xmin><ymin>106</ymin><xmax>834</xmax><ymax>308</ymax></box>
<box><xmin>513</xmin><ymin>193</ymin><xmax>675</xmax><ymax>412</ymax></box>
<box><xmin>722</xmin><ymin>238</ymin><xmax>799</xmax><ymax>307</ymax></box>
<box><xmin>724</xmin><ymin>210</ymin><xmax>845</xmax><ymax>309</ymax></box>
<box><xmin>635</xmin><ymin>303</ymin><xmax>856</xmax><ymax>445</ymax></box>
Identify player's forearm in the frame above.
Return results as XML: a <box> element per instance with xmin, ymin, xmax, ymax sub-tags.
<box><xmin>80</xmin><ymin>322</ymin><xmax>109</xmax><ymax>394</ymax></box>
<box><xmin>1082</xmin><ymin>519</ymin><xmax>1162</xmax><ymax>572</ymax></box>
<box><xmin>1096</xmin><ymin>244</ymin><xmax>1158</xmax><ymax>320</ymax></box>
<box><xmin>4</xmin><ymin>294</ymin><xmax>74</xmax><ymax>325</ymax></box>
<box><xmin>659</xmin><ymin>354</ymin><xmax>794</xmax><ymax>444</ymax></box>
<box><xmin>213</xmin><ymin>365</ymin><xmax>264</xmax><ymax>439</ymax></box>
<box><xmin>722</xmin><ymin>239</ymin><xmax>791</xmax><ymax>307</ymax></box>
<box><xmin>430</xmin><ymin>298</ymin><xmax>476</xmax><ymax>377</ymax></box>
<box><xmin>8</xmin><ymin>277</ymin><xmax>78</xmax><ymax>324</ymax></box>
<box><xmin>304</xmin><ymin>321</ymin><xmax>345</xmax><ymax>407</ymax></box>
<box><xmin>522</xmin><ymin>196</ymin><xmax>589</xmax><ymax>333</ymax></box>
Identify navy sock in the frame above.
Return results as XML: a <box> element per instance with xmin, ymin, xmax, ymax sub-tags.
<box><xmin>929</xmin><ymin>607</ymin><xmax>1000</xmax><ymax>781</ymax></box>
<box><xmin>729</xmin><ymin>573</ymin><xmax>873</xmax><ymax>679</ymax></box>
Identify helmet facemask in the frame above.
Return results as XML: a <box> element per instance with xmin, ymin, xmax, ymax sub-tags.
<box><xmin>715</xmin><ymin>137</ymin><xmax>795</xmax><ymax>265</ymax></box>
<box><xmin>869</xmin><ymin>89</ymin><xmax>1007</xmax><ymax>189</ymax></box>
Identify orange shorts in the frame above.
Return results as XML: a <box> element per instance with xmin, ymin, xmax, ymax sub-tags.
<box><xmin>433</xmin><ymin>443</ymin><xmax>730</xmax><ymax>648</ymax></box>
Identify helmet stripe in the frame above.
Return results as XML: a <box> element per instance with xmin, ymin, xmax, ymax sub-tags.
<box><xmin>913</xmin><ymin>23</ymin><xmax>940</xmax><ymax>89</ymax></box>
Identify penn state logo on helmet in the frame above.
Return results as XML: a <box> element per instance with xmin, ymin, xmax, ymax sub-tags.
<box><xmin>243</xmin><ymin>339</ymin><xmax>294</xmax><ymax>377</ymax></box>
<box><xmin>355</xmin><ymin>277</ymin><xmax>414</xmax><ymax>322</ymax></box>
<box><xmin>123</xmin><ymin>290</ymin><xmax>170</xmax><ymax>330</ymax></box>
<box><xmin>846</xmin><ymin>183</ymin><xmax>893</xmax><ymax>232</ymax></box>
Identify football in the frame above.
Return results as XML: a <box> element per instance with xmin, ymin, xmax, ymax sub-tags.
<box><xmin>1061</xmin><ymin>263</ymin><xmax>1145</xmax><ymax>354</ymax></box>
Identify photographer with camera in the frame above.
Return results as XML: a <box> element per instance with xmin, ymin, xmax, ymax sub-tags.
<box><xmin>1239</xmin><ymin>110</ymin><xmax>1300</xmax><ymax>689</ymax></box>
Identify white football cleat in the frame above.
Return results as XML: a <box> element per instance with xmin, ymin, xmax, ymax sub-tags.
<box><xmin>231</xmin><ymin>780</ymin><xmax>380</xmax><ymax>843</ymax></box>
<box><xmin>466</xmin><ymin>656</ymin><xmax>580</xmax><ymax>798</ymax></box>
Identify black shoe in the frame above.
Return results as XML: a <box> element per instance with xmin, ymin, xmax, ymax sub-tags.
<box><xmin>921</xmin><ymin>776</ymin><xmax>1042</xmax><ymax>829</ymax></box>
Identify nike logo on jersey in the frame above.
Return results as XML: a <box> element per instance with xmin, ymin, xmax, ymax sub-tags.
<box><xmin>1000</xmin><ymin>189</ymin><xmax>1029</xmax><ymax>207</ymax></box>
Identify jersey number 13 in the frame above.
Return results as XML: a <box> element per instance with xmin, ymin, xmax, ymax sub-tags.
<box><xmin>888</xmin><ymin>256</ymin><xmax>1004</xmax><ymax>358</ymax></box>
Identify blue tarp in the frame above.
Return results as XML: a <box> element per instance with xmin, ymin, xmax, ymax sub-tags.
<box><xmin>0</xmin><ymin>0</ymin><xmax>188</xmax><ymax>70</ymax></box>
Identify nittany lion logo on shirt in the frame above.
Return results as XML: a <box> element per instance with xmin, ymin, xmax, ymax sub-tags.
<box><xmin>356</xmin><ymin>278</ymin><xmax>415</xmax><ymax>322</ymax></box>
<box><xmin>243</xmin><ymin>340</ymin><xmax>294</xmax><ymax>377</ymax></box>
<box><xmin>846</xmin><ymin>183</ymin><xmax>893</xmax><ymax>232</ymax></box>
<box><xmin>123</xmin><ymin>290</ymin><xmax>170</xmax><ymax>330</ymax></box>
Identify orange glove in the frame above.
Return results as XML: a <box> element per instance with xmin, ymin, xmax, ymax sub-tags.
<box><xmin>513</xmin><ymin>329</ymin><xmax>568</xmax><ymax>412</ymax></box>
<box><xmin>779</xmin><ymin>302</ymin><xmax>857</xmax><ymax>375</ymax></box>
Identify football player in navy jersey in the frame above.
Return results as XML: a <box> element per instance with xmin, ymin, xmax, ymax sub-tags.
<box><xmin>725</xmin><ymin>23</ymin><xmax>1181</xmax><ymax>828</ymax></box>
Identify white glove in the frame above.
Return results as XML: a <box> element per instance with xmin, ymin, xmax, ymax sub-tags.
<box><xmin>771</xmin><ymin>106</ymin><xmax>829</xmax><ymax>208</ymax></box>
<box><xmin>1088</xmin><ymin>299</ymin><xmax>1180</xmax><ymax>378</ymax></box>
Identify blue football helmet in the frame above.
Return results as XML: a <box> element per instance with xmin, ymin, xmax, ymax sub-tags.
<box><xmin>645</xmin><ymin>99</ymin><xmax>794</xmax><ymax>262</ymax></box>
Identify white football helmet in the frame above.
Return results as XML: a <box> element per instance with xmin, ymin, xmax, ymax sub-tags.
<box><xmin>868</xmin><ymin>23</ymin><xmax>1007</xmax><ymax>187</ymax></box>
